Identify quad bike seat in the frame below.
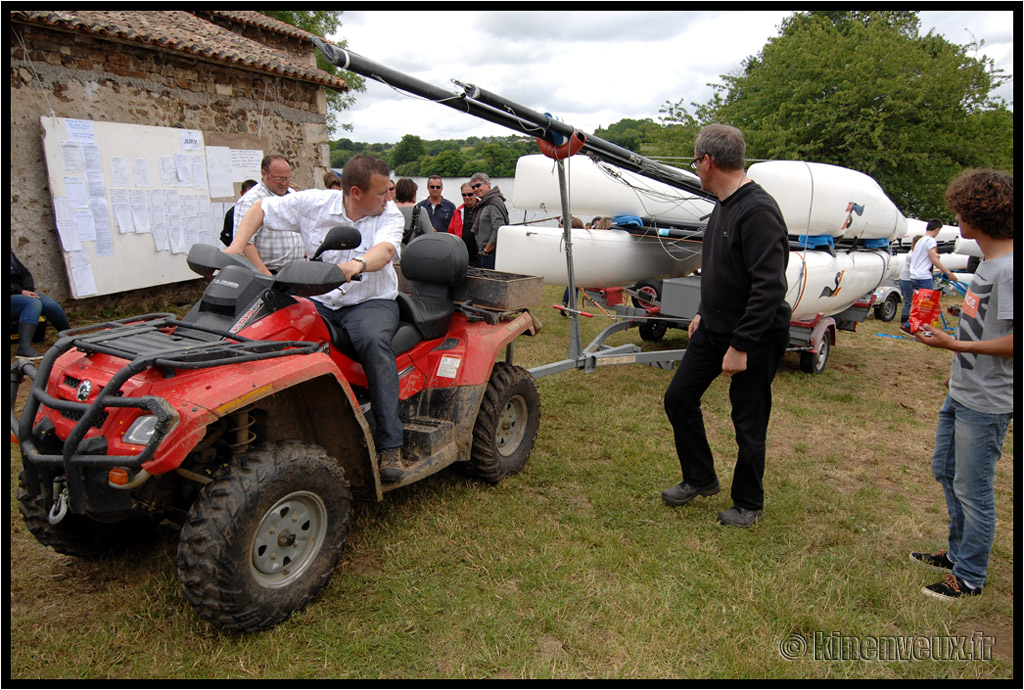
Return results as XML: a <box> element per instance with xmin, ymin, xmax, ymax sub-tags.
<box><xmin>326</xmin><ymin>233</ymin><xmax>469</xmax><ymax>360</ymax></box>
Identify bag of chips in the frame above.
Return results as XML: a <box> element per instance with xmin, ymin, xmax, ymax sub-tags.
<box><xmin>908</xmin><ymin>288</ymin><xmax>942</xmax><ymax>333</ymax></box>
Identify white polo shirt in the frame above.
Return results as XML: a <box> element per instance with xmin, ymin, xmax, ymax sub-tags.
<box><xmin>260</xmin><ymin>190</ymin><xmax>405</xmax><ymax>310</ymax></box>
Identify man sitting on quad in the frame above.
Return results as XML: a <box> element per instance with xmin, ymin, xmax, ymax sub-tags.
<box><xmin>226</xmin><ymin>154</ymin><xmax>409</xmax><ymax>483</ymax></box>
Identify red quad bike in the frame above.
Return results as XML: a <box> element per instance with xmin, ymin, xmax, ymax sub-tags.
<box><xmin>12</xmin><ymin>228</ymin><xmax>542</xmax><ymax>632</ymax></box>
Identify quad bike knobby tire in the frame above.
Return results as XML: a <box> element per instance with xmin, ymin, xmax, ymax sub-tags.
<box><xmin>176</xmin><ymin>440</ymin><xmax>351</xmax><ymax>631</ymax></box>
<box><xmin>466</xmin><ymin>362</ymin><xmax>541</xmax><ymax>484</ymax></box>
<box><xmin>17</xmin><ymin>471</ymin><xmax>159</xmax><ymax>559</ymax></box>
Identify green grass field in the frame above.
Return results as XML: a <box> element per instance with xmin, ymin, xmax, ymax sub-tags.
<box><xmin>9</xmin><ymin>286</ymin><xmax>1013</xmax><ymax>679</ymax></box>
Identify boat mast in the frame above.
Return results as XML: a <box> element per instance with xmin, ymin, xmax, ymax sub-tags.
<box><xmin>312</xmin><ymin>38</ymin><xmax>713</xmax><ymax>202</ymax></box>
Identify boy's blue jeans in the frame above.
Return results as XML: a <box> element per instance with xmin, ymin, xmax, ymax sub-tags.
<box><xmin>930</xmin><ymin>395</ymin><xmax>1012</xmax><ymax>588</ymax></box>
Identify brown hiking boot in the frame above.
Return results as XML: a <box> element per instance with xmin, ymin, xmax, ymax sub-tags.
<box><xmin>379</xmin><ymin>447</ymin><xmax>404</xmax><ymax>483</ymax></box>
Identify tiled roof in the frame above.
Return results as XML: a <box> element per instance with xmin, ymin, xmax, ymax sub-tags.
<box><xmin>10</xmin><ymin>10</ymin><xmax>347</xmax><ymax>90</ymax></box>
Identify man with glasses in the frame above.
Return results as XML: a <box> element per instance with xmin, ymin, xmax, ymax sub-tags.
<box><xmin>415</xmin><ymin>175</ymin><xmax>456</xmax><ymax>235</ymax></box>
<box><xmin>448</xmin><ymin>182</ymin><xmax>481</xmax><ymax>267</ymax></box>
<box><xmin>662</xmin><ymin>124</ymin><xmax>791</xmax><ymax>528</ymax></box>
<box><xmin>468</xmin><ymin>172</ymin><xmax>509</xmax><ymax>270</ymax></box>
<box><xmin>234</xmin><ymin>154</ymin><xmax>304</xmax><ymax>273</ymax></box>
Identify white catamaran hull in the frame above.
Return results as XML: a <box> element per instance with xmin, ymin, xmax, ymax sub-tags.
<box><xmin>748</xmin><ymin>160</ymin><xmax>907</xmax><ymax>242</ymax></box>
<box><xmin>495</xmin><ymin>224</ymin><xmax>702</xmax><ymax>288</ymax></box>
<box><xmin>505</xmin><ymin>154</ymin><xmax>908</xmax><ymax>318</ymax></box>
<box><xmin>497</xmin><ymin>224</ymin><xmax>896</xmax><ymax>321</ymax></box>
<box><xmin>512</xmin><ymin>154</ymin><xmax>714</xmax><ymax>225</ymax></box>
<box><xmin>787</xmin><ymin>248</ymin><xmax>896</xmax><ymax>321</ymax></box>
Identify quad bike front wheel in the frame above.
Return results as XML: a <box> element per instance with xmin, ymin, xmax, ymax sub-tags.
<box><xmin>467</xmin><ymin>362</ymin><xmax>541</xmax><ymax>484</ymax></box>
<box><xmin>176</xmin><ymin>440</ymin><xmax>351</xmax><ymax>632</ymax></box>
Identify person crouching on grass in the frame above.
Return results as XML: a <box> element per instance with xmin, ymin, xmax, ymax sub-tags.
<box><xmin>908</xmin><ymin>169</ymin><xmax>1013</xmax><ymax>601</ymax></box>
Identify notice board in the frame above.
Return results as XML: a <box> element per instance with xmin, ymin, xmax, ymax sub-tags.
<box><xmin>39</xmin><ymin>116</ymin><xmax>266</xmax><ymax>298</ymax></box>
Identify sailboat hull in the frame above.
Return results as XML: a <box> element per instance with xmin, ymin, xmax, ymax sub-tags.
<box><xmin>495</xmin><ymin>224</ymin><xmax>702</xmax><ymax>288</ymax></box>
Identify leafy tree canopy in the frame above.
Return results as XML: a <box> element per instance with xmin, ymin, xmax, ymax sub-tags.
<box><xmin>259</xmin><ymin>11</ymin><xmax>366</xmax><ymax>135</ymax></box>
<box><xmin>329</xmin><ymin>135</ymin><xmax>536</xmax><ymax>178</ymax></box>
<box><xmin>656</xmin><ymin>10</ymin><xmax>1012</xmax><ymax>219</ymax></box>
<box><xmin>593</xmin><ymin>118</ymin><xmax>658</xmax><ymax>153</ymax></box>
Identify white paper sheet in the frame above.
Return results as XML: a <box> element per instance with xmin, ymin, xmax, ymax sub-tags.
<box><xmin>205</xmin><ymin>146</ymin><xmax>234</xmax><ymax>198</ymax></box>
<box><xmin>67</xmin><ymin>250</ymin><xmax>98</xmax><ymax>296</ymax></box>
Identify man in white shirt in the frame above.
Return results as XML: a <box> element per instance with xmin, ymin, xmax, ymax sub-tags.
<box><xmin>227</xmin><ymin>155</ymin><xmax>408</xmax><ymax>482</ymax></box>
<box><xmin>900</xmin><ymin>219</ymin><xmax>957</xmax><ymax>335</ymax></box>
<box><xmin>233</xmin><ymin>154</ymin><xmax>305</xmax><ymax>273</ymax></box>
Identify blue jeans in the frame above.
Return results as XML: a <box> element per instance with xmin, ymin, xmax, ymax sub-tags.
<box><xmin>316</xmin><ymin>299</ymin><xmax>403</xmax><ymax>450</ymax></box>
<box><xmin>479</xmin><ymin>251</ymin><xmax>495</xmax><ymax>270</ymax></box>
<box><xmin>930</xmin><ymin>395</ymin><xmax>1012</xmax><ymax>588</ymax></box>
<box><xmin>11</xmin><ymin>293</ymin><xmax>70</xmax><ymax>331</ymax></box>
<box><xmin>898</xmin><ymin>277</ymin><xmax>934</xmax><ymax>326</ymax></box>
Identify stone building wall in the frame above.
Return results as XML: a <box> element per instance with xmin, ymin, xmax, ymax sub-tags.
<box><xmin>9</xmin><ymin>21</ymin><xmax>334</xmax><ymax>307</ymax></box>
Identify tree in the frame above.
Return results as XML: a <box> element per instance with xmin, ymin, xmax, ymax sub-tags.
<box><xmin>259</xmin><ymin>11</ymin><xmax>366</xmax><ymax>135</ymax></box>
<box><xmin>420</xmin><ymin>149</ymin><xmax>466</xmax><ymax>178</ymax></box>
<box><xmin>391</xmin><ymin>134</ymin><xmax>426</xmax><ymax>169</ymax></box>
<box><xmin>664</xmin><ymin>11</ymin><xmax>1011</xmax><ymax>219</ymax></box>
<box><xmin>594</xmin><ymin>118</ymin><xmax>657</xmax><ymax>153</ymax></box>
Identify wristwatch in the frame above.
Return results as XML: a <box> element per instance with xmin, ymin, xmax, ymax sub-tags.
<box><xmin>354</xmin><ymin>256</ymin><xmax>367</xmax><ymax>274</ymax></box>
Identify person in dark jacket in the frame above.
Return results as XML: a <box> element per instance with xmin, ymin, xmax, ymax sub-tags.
<box><xmin>10</xmin><ymin>251</ymin><xmax>71</xmax><ymax>358</ymax></box>
<box><xmin>661</xmin><ymin>124</ymin><xmax>791</xmax><ymax>528</ymax></box>
<box><xmin>415</xmin><ymin>176</ymin><xmax>456</xmax><ymax>234</ymax></box>
<box><xmin>220</xmin><ymin>179</ymin><xmax>258</xmax><ymax>247</ymax></box>
<box><xmin>469</xmin><ymin>172</ymin><xmax>509</xmax><ymax>269</ymax></box>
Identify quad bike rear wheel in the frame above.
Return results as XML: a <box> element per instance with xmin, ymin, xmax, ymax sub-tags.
<box><xmin>176</xmin><ymin>440</ymin><xmax>351</xmax><ymax>631</ymax></box>
<box><xmin>466</xmin><ymin>362</ymin><xmax>540</xmax><ymax>484</ymax></box>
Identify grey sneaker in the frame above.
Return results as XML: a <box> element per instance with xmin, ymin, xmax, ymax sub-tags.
<box><xmin>909</xmin><ymin>550</ymin><xmax>954</xmax><ymax>572</ymax></box>
<box><xmin>379</xmin><ymin>447</ymin><xmax>404</xmax><ymax>483</ymax></box>
<box><xmin>718</xmin><ymin>505</ymin><xmax>763</xmax><ymax>527</ymax></box>
<box><xmin>661</xmin><ymin>480</ymin><xmax>720</xmax><ymax>506</ymax></box>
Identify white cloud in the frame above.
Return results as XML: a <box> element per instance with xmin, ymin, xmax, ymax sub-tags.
<box><xmin>331</xmin><ymin>10</ymin><xmax>1015</xmax><ymax>143</ymax></box>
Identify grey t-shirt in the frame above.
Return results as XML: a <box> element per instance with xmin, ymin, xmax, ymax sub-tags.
<box><xmin>949</xmin><ymin>252</ymin><xmax>1014</xmax><ymax>414</ymax></box>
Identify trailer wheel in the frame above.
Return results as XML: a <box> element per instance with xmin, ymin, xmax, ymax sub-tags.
<box><xmin>631</xmin><ymin>278</ymin><xmax>662</xmax><ymax>310</ymax></box>
<box><xmin>467</xmin><ymin>362</ymin><xmax>540</xmax><ymax>483</ymax></box>
<box><xmin>873</xmin><ymin>292</ymin><xmax>900</xmax><ymax>322</ymax></box>
<box><xmin>800</xmin><ymin>337</ymin><xmax>830</xmax><ymax>375</ymax></box>
<box><xmin>177</xmin><ymin>440</ymin><xmax>351</xmax><ymax>632</ymax></box>
<box><xmin>17</xmin><ymin>471</ymin><xmax>158</xmax><ymax>559</ymax></box>
<box><xmin>638</xmin><ymin>320</ymin><xmax>668</xmax><ymax>342</ymax></box>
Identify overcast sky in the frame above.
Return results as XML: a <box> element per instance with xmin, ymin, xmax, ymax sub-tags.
<box><xmin>329</xmin><ymin>10</ymin><xmax>1015</xmax><ymax>144</ymax></box>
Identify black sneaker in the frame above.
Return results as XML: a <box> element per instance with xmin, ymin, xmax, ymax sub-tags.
<box><xmin>909</xmin><ymin>550</ymin><xmax>954</xmax><ymax>572</ymax></box>
<box><xmin>661</xmin><ymin>480</ymin><xmax>720</xmax><ymax>506</ymax></box>
<box><xmin>717</xmin><ymin>505</ymin><xmax>764</xmax><ymax>528</ymax></box>
<box><xmin>899</xmin><ymin>324</ymin><xmax>914</xmax><ymax>337</ymax></box>
<box><xmin>922</xmin><ymin>573</ymin><xmax>982</xmax><ymax>601</ymax></box>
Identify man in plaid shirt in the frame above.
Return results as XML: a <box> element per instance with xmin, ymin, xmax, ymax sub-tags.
<box><xmin>234</xmin><ymin>154</ymin><xmax>305</xmax><ymax>273</ymax></box>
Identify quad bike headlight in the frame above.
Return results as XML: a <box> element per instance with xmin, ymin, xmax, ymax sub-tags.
<box><xmin>123</xmin><ymin>414</ymin><xmax>158</xmax><ymax>445</ymax></box>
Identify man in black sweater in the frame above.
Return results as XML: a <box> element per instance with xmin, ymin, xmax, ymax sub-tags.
<box><xmin>662</xmin><ymin>124</ymin><xmax>791</xmax><ymax>527</ymax></box>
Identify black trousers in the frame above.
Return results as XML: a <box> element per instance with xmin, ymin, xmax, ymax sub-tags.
<box><xmin>664</xmin><ymin>325</ymin><xmax>788</xmax><ymax>511</ymax></box>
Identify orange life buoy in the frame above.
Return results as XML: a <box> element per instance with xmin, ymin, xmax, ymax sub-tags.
<box><xmin>536</xmin><ymin>130</ymin><xmax>586</xmax><ymax>160</ymax></box>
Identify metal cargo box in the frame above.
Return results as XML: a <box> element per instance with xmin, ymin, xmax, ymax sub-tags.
<box><xmin>397</xmin><ymin>265</ymin><xmax>543</xmax><ymax>311</ymax></box>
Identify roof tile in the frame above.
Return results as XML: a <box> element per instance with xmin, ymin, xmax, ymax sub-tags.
<box><xmin>10</xmin><ymin>10</ymin><xmax>346</xmax><ymax>90</ymax></box>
